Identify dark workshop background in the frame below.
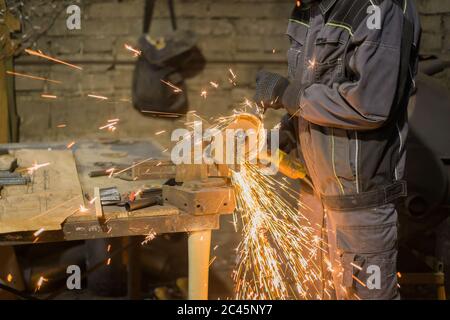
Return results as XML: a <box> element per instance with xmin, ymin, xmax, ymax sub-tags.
<box><xmin>3</xmin><ymin>0</ymin><xmax>450</xmax><ymax>300</ymax></box>
<box><xmin>12</xmin><ymin>0</ymin><xmax>450</xmax><ymax>146</ymax></box>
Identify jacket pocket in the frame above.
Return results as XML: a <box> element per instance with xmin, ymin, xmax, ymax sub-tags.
<box><xmin>286</xmin><ymin>21</ymin><xmax>308</xmax><ymax>80</ymax></box>
<box><xmin>331</xmin><ymin>128</ymin><xmax>355</xmax><ymax>192</ymax></box>
<box><xmin>314</xmin><ymin>58</ymin><xmax>345</xmax><ymax>85</ymax></box>
<box><xmin>314</xmin><ymin>33</ymin><xmax>348</xmax><ymax>86</ymax></box>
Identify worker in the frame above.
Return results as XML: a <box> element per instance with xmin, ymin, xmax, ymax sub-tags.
<box><xmin>255</xmin><ymin>0</ymin><xmax>421</xmax><ymax>299</ymax></box>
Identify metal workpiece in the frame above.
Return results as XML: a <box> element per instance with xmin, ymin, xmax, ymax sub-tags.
<box><xmin>162</xmin><ymin>178</ymin><xmax>236</xmax><ymax>216</ymax></box>
<box><xmin>0</xmin><ymin>172</ymin><xmax>30</xmax><ymax>185</ymax></box>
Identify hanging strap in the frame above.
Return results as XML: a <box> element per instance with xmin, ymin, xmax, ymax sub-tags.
<box><xmin>143</xmin><ymin>0</ymin><xmax>177</xmax><ymax>34</ymax></box>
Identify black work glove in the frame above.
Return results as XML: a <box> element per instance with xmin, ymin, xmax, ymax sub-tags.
<box><xmin>278</xmin><ymin>113</ymin><xmax>298</xmax><ymax>154</ymax></box>
<box><xmin>254</xmin><ymin>70</ymin><xmax>289</xmax><ymax>110</ymax></box>
<box><xmin>266</xmin><ymin>113</ymin><xmax>298</xmax><ymax>155</ymax></box>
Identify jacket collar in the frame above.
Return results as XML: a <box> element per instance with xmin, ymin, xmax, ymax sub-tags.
<box><xmin>318</xmin><ymin>0</ymin><xmax>338</xmax><ymax>15</ymax></box>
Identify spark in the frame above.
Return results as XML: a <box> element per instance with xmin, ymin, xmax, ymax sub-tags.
<box><xmin>106</xmin><ymin>168</ymin><xmax>115</xmax><ymax>178</ymax></box>
<box><xmin>41</xmin><ymin>94</ymin><xmax>57</xmax><ymax>99</ymax></box>
<box><xmin>79</xmin><ymin>205</ymin><xmax>89</xmax><ymax>213</ymax></box>
<box><xmin>6</xmin><ymin>71</ymin><xmax>61</xmax><ymax>84</ymax></box>
<box><xmin>155</xmin><ymin>130</ymin><xmax>166</xmax><ymax>135</ymax></box>
<box><xmin>352</xmin><ymin>275</ymin><xmax>367</xmax><ymax>288</ymax></box>
<box><xmin>33</xmin><ymin>228</ymin><xmax>45</xmax><ymax>237</ymax></box>
<box><xmin>26</xmin><ymin>162</ymin><xmax>51</xmax><ymax>175</ymax></box>
<box><xmin>89</xmin><ymin>197</ymin><xmax>97</xmax><ymax>205</ymax></box>
<box><xmin>99</xmin><ymin>122</ymin><xmax>118</xmax><ymax>130</ymax></box>
<box><xmin>229</xmin><ymin>68</ymin><xmax>237</xmax><ymax>80</ymax></box>
<box><xmin>160</xmin><ymin>79</ymin><xmax>182</xmax><ymax>93</ymax></box>
<box><xmin>210</xmin><ymin>81</ymin><xmax>219</xmax><ymax>88</ymax></box>
<box><xmin>107</xmin><ymin>245</ymin><xmax>112</xmax><ymax>252</ymax></box>
<box><xmin>6</xmin><ymin>274</ymin><xmax>13</xmax><ymax>283</ymax></box>
<box><xmin>57</xmin><ymin>124</ymin><xmax>67</xmax><ymax>128</ymax></box>
<box><xmin>113</xmin><ymin>157</ymin><xmax>154</xmax><ymax>175</ymax></box>
<box><xmin>209</xmin><ymin>256</ymin><xmax>217</xmax><ymax>267</ymax></box>
<box><xmin>66</xmin><ymin>141</ymin><xmax>76</xmax><ymax>149</ymax></box>
<box><xmin>141</xmin><ymin>230</ymin><xmax>157</xmax><ymax>245</ymax></box>
<box><xmin>35</xmin><ymin>276</ymin><xmax>48</xmax><ymax>292</ymax></box>
<box><xmin>88</xmin><ymin>94</ymin><xmax>109</xmax><ymax>100</ymax></box>
<box><xmin>201</xmin><ymin>90</ymin><xmax>208</xmax><ymax>99</ymax></box>
<box><xmin>124</xmin><ymin>43</ymin><xmax>141</xmax><ymax>57</ymax></box>
<box><xmin>106</xmin><ymin>258</ymin><xmax>111</xmax><ymax>266</ymax></box>
<box><xmin>272</xmin><ymin>49</ymin><xmax>276</xmax><ymax>54</ymax></box>
<box><xmin>308</xmin><ymin>59</ymin><xmax>316</xmax><ymax>69</ymax></box>
<box><xmin>25</xmin><ymin>49</ymin><xmax>83</xmax><ymax>70</ymax></box>
<box><xmin>350</xmin><ymin>262</ymin><xmax>363</xmax><ymax>271</ymax></box>
<box><xmin>108</xmin><ymin>118</ymin><xmax>120</xmax><ymax>123</ymax></box>
<box><xmin>228</xmin><ymin>68</ymin><xmax>237</xmax><ymax>86</ymax></box>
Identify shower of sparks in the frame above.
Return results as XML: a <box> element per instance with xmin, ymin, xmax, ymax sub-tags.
<box><xmin>124</xmin><ymin>43</ymin><xmax>142</xmax><ymax>57</ymax></box>
<box><xmin>88</xmin><ymin>94</ymin><xmax>109</xmax><ymax>100</ymax></box>
<box><xmin>232</xmin><ymin>162</ymin><xmax>326</xmax><ymax>300</ymax></box>
<box><xmin>141</xmin><ymin>230</ymin><xmax>157</xmax><ymax>245</ymax></box>
<box><xmin>160</xmin><ymin>79</ymin><xmax>183</xmax><ymax>93</ymax></box>
<box><xmin>6</xmin><ymin>71</ymin><xmax>61</xmax><ymax>84</ymax></box>
<box><xmin>41</xmin><ymin>94</ymin><xmax>57</xmax><ymax>99</ymax></box>
<box><xmin>35</xmin><ymin>276</ymin><xmax>48</xmax><ymax>292</ymax></box>
<box><xmin>25</xmin><ymin>49</ymin><xmax>83</xmax><ymax>70</ymax></box>
<box><xmin>26</xmin><ymin>162</ymin><xmax>51</xmax><ymax>175</ymax></box>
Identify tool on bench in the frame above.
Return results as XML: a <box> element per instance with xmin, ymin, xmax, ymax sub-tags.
<box><xmin>0</xmin><ymin>172</ymin><xmax>30</xmax><ymax>186</ymax></box>
<box><xmin>0</xmin><ymin>153</ymin><xmax>30</xmax><ymax>187</ymax></box>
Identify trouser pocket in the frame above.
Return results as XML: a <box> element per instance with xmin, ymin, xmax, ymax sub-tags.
<box><xmin>340</xmin><ymin>249</ymin><xmax>398</xmax><ymax>300</ymax></box>
<box><xmin>327</xmin><ymin>205</ymin><xmax>399</xmax><ymax>300</ymax></box>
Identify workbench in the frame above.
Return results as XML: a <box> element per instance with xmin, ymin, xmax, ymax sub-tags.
<box><xmin>0</xmin><ymin>140</ymin><xmax>227</xmax><ymax>300</ymax></box>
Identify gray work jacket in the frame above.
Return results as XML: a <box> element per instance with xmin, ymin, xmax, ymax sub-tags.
<box><xmin>283</xmin><ymin>0</ymin><xmax>421</xmax><ymax>210</ymax></box>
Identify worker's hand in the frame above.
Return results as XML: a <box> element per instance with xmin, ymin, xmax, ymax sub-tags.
<box><xmin>278</xmin><ymin>114</ymin><xmax>298</xmax><ymax>154</ymax></box>
<box><xmin>254</xmin><ymin>70</ymin><xmax>289</xmax><ymax>111</ymax></box>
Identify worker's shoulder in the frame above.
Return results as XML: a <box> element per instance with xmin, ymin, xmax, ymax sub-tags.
<box><xmin>328</xmin><ymin>0</ymin><xmax>405</xmax><ymax>23</ymax></box>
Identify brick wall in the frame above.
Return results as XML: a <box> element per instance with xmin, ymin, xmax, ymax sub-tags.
<box><xmin>12</xmin><ymin>0</ymin><xmax>450</xmax><ymax>143</ymax></box>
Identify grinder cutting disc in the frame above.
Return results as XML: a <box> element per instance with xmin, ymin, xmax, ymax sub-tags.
<box><xmin>220</xmin><ymin>113</ymin><xmax>264</xmax><ymax>165</ymax></box>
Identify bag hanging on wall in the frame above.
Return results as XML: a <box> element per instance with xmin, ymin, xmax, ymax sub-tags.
<box><xmin>132</xmin><ymin>0</ymin><xmax>197</xmax><ymax>116</ymax></box>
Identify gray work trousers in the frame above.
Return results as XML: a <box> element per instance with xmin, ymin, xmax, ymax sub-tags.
<box><xmin>300</xmin><ymin>191</ymin><xmax>400</xmax><ymax>300</ymax></box>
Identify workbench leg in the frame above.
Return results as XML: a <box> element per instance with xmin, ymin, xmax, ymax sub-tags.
<box><xmin>188</xmin><ymin>230</ymin><xmax>211</xmax><ymax>300</ymax></box>
<box><xmin>127</xmin><ymin>238</ymin><xmax>142</xmax><ymax>300</ymax></box>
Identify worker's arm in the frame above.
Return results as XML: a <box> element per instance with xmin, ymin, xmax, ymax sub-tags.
<box><xmin>285</xmin><ymin>1</ymin><xmax>405</xmax><ymax>130</ymax></box>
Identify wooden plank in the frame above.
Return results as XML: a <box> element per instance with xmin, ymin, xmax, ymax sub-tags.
<box><xmin>0</xmin><ymin>212</ymin><xmax>220</xmax><ymax>245</ymax></box>
<box><xmin>0</xmin><ymin>150</ymin><xmax>84</xmax><ymax>234</ymax></box>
